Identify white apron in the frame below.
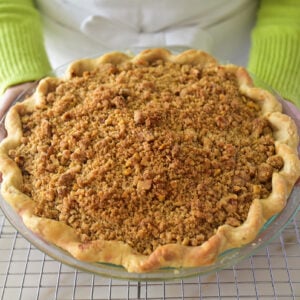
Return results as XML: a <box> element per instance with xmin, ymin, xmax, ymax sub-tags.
<box><xmin>36</xmin><ymin>0</ymin><xmax>258</xmax><ymax>68</ymax></box>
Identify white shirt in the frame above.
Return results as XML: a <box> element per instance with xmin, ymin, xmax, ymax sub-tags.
<box><xmin>36</xmin><ymin>0</ymin><xmax>258</xmax><ymax>68</ymax></box>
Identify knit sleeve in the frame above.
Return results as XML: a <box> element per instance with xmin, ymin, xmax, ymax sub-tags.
<box><xmin>248</xmin><ymin>0</ymin><xmax>300</xmax><ymax>107</ymax></box>
<box><xmin>0</xmin><ymin>0</ymin><xmax>51</xmax><ymax>95</ymax></box>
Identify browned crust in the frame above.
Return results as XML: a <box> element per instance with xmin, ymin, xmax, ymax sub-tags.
<box><xmin>0</xmin><ymin>48</ymin><xmax>299</xmax><ymax>273</ymax></box>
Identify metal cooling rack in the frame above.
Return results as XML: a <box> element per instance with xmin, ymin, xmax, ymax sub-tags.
<box><xmin>0</xmin><ymin>208</ymin><xmax>299</xmax><ymax>300</ymax></box>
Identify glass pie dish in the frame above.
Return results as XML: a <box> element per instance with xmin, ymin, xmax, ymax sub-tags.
<box><xmin>0</xmin><ymin>52</ymin><xmax>299</xmax><ymax>281</ymax></box>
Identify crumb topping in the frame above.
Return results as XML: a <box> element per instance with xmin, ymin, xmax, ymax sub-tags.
<box><xmin>10</xmin><ymin>59</ymin><xmax>283</xmax><ymax>255</ymax></box>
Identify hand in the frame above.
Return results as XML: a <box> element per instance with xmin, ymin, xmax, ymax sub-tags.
<box><xmin>279</xmin><ymin>98</ymin><xmax>300</xmax><ymax>165</ymax></box>
<box><xmin>0</xmin><ymin>82</ymin><xmax>36</xmax><ymax>182</ymax></box>
<box><xmin>0</xmin><ymin>82</ymin><xmax>35</xmax><ymax>141</ymax></box>
<box><xmin>280</xmin><ymin>99</ymin><xmax>300</xmax><ymax>131</ymax></box>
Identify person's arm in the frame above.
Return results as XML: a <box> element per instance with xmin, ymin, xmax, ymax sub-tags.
<box><xmin>248</xmin><ymin>0</ymin><xmax>300</xmax><ymax>107</ymax></box>
<box><xmin>0</xmin><ymin>0</ymin><xmax>51</xmax><ymax>96</ymax></box>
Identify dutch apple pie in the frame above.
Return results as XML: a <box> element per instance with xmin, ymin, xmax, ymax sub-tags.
<box><xmin>0</xmin><ymin>49</ymin><xmax>299</xmax><ymax>273</ymax></box>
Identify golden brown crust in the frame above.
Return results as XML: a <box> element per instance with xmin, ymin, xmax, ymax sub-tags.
<box><xmin>0</xmin><ymin>48</ymin><xmax>299</xmax><ymax>273</ymax></box>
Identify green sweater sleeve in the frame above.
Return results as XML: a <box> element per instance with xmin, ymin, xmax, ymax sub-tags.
<box><xmin>0</xmin><ymin>0</ymin><xmax>51</xmax><ymax>95</ymax></box>
<box><xmin>248</xmin><ymin>0</ymin><xmax>300</xmax><ymax>107</ymax></box>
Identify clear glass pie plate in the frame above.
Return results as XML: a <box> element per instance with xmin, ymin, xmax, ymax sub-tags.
<box><xmin>0</xmin><ymin>51</ymin><xmax>299</xmax><ymax>281</ymax></box>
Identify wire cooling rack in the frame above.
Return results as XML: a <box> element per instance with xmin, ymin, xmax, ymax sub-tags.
<box><xmin>0</xmin><ymin>208</ymin><xmax>299</xmax><ymax>300</ymax></box>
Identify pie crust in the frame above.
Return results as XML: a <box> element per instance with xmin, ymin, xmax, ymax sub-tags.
<box><xmin>0</xmin><ymin>48</ymin><xmax>299</xmax><ymax>273</ymax></box>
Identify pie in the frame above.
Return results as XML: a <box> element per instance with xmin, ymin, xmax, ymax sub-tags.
<box><xmin>0</xmin><ymin>48</ymin><xmax>299</xmax><ymax>273</ymax></box>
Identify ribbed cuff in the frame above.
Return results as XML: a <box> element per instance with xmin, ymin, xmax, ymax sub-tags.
<box><xmin>0</xmin><ymin>4</ymin><xmax>51</xmax><ymax>95</ymax></box>
<box><xmin>248</xmin><ymin>26</ymin><xmax>300</xmax><ymax>107</ymax></box>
